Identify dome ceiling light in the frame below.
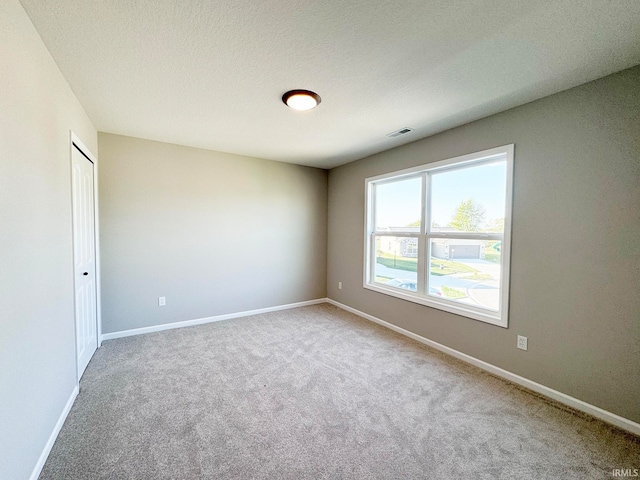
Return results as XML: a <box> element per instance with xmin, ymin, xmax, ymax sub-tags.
<box><xmin>282</xmin><ymin>90</ymin><xmax>321</xmax><ymax>111</ymax></box>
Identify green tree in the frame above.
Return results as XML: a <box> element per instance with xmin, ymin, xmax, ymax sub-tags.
<box><xmin>449</xmin><ymin>199</ymin><xmax>486</xmax><ymax>232</ymax></box>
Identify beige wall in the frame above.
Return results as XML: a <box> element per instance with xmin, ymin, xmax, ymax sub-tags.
<box><xmin>1</xmin><ymin>4</ymin><xmax>636</xmax><ymax>478</ymax></box>
<box><xmin>0</xmin><ymin>1</ymin><xmax>98</xmax><ymax>479</ymax></box>
<box><xmin>98</xmin><ymin>134</ymin><xmax>327</xmax><ymax>334</ymax></box>
<box><xmin>327</xmin><ymin>66</ymin><xmax>640</xmax><ymax>423</ymax></box>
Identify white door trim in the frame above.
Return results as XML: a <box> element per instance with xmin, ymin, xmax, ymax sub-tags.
<box><xmin>70</xmin><ymin>131</ymin><xmax>102</xmax><ymax>384</ymax></box>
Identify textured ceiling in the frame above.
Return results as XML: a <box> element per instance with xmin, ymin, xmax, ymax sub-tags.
<box><xmin>20</xmin><ymin>0</ymin><xmax>640</xmax><ymax>169</ymax></box>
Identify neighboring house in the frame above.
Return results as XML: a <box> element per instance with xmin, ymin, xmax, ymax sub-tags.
<box><xmin>378</xmin><ymin>226</ymin><xmax>486</xmax><ymax>260</ymax></box>
<box><xmin>431</xmin><ymin>239</ymin><xmax>485</xmax><ymax>260</ymax></box>
<box><xmin>430</xmin><ymin>227</ymin><xmax>486</xmax><ymax>260</ymax></box>
<box><xmin>377</xmin><ymin>227</ymin><xmax>420</xmax><ymax>258</ymax></box>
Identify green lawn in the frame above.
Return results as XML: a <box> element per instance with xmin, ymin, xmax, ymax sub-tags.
<box><xmin>376</xmin><ymin>255</ymin><xmax>418</xmax><ymax>272</ymax></box>
<box><xmin>483</xmin><ymin>252</ymin><xmax>500</xmax><ymax>263</ymax></box>
<box><xmin>441</xmin><ymin>286</ymin><xmax>467</xmax><ymax>299</ymax></box>
<box><xmin>429</xmin><ymin>258</ymin><xmax>476</xmax><ymax>276</ymax></box>
<box><xmin>376</xmin><ymin>253</ymin><xmax>479</xmax><ymax>276</ymax></box>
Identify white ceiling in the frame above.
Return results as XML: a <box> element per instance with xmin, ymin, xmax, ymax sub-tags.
<box><xmin>20</xmin><ymin>0</ymin><xmax>640</xmax><ymax>169</ymax></box>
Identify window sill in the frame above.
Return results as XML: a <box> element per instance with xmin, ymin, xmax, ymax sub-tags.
<box><xmin>363</xmin><ymin>282</ymin><xmax>508</xmax><ymax>328</ymax></box>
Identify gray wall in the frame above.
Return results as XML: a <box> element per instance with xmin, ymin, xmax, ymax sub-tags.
<box><xmin>0</xmin><ymin>1</ymin><xmax>98</xmax><ymax>479</ymax></box>
<box><xmin>98</xmin><ymin>133</ymin><xmax>327</xmax><ymax>334</ymax></box>
<box><xmin>327</xmin><ymin>66</ymin><xmax>640</xmax><ymax>423</ymax></box>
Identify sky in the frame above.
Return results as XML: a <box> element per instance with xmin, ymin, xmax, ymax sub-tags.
<box><xmin>375</xmin><ymin>160</ymin><xmax>507</xmax><ymax>230</ymax></box>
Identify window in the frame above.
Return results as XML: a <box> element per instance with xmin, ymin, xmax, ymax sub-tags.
<box><xmin>364</xmin><ymin>145</ymin><xmax>514</xmax><ymax>327</ymax></box>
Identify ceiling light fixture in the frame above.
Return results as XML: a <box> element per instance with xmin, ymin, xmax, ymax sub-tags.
<box><xmin>282</xmin><ymin>90</ymin><xmax>321</xmax><ymax>111</ymax></box>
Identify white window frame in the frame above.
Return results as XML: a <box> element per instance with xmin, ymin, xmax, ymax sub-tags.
<box><xmin>363</xmin><ymin>144</ymin><xmax>514</xmax><ymax>328</ymax></box>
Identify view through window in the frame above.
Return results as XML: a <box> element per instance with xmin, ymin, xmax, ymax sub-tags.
<box><xmin>365</xmin><ymin>145</ymin><xmax>513</xmax><ymax>327</ymax></box>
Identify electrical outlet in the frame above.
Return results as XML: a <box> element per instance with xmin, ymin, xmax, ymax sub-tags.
<box><xmin>338</xmin><ymin>282</ymin><xmax>343</xmax><ymax>290</ymax></box>
<box><xmin>517</xmin><ymin>335</ymin><xmax>528</xmax><ymax>351</ymax></box>
<box><xmin>158</xmin><ymin>296</ymin><xmax>166</xmax><ymax>306</ymax></box>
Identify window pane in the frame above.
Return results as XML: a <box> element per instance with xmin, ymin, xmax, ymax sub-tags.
<box><xmin>375</xmin><ymin>176</ymin><xmax>421</xmax><ymax>231</ymax></box>
<box><xmin>374</xmin><ymin>236</ymin><xmax>418</xmax><ymax>292</ymax></box>
<box><xmin>430</xmin><ymin>160</ymin><xmax>506</xmax><ymax>233</ymax></box>
<box><xmin>428</xmin><ymin>239</ymin><xmax>502</xmax><ymax>311</ymax></box>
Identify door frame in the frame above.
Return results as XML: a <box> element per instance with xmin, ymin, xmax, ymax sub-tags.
<box><xmin>69</xmin><ymin>131</ymin><xmax>102</xmax><ymax>384</ymax></box>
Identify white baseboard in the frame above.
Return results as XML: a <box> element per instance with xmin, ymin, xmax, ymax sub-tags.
<box><xmin>101</xmin><ymin>298</ymin><xmax>327</xmax><ymax>342</ymax></box>
<box><xmin>326</xmin><ymin>298</ymin><xmax>640</xmax><ymax>437</ymax></box>
<box><xmin>29</xmin><ymin>385</ymin><xmax>79</xmax><ymax>480</ymax></box>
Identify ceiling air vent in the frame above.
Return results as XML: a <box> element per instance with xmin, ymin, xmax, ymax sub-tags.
<box><xmin>387</xmin><ymin>127</ymin><xmax>413</xmax><ymax>138</ymax></box>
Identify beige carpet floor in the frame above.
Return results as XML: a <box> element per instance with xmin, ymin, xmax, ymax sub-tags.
<box><xmin>39</xmin><ymin>304</ymin><xmax>639</xmax><ymax>479</ymax></box>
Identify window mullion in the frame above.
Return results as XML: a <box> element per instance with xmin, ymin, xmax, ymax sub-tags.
<box><xmin>372</xmin><ymin>231</ymin><xmax>420</xmax><ymax>237</ymax></box>
<box><xmin>429</xmin><ymin>233</ymin><xmax>504</xmax><ymax>241</ymax></box>
<box><xmin>415</xmin><ymin>173</ymin><xmax>428</xmax><ymax>296</ymax></box>
<box><xmin>423</xmin><ymin>172</ymin><xmax>433</xmax><ymax>293</ymax></box>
